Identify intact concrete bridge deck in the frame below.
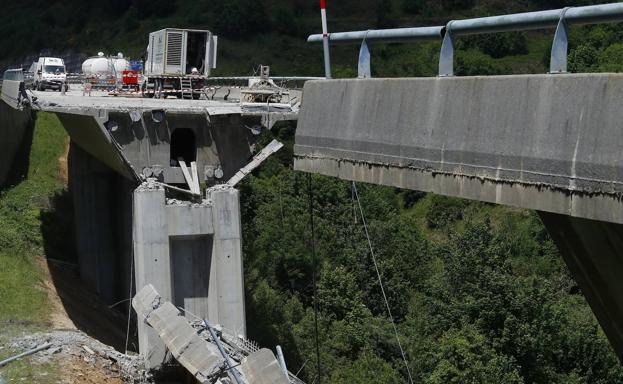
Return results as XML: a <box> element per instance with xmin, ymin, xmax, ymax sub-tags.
<box><xmin>294</xmin><ymin>73</ymin><xmax>623</xmax><ymax>361</ymax></box>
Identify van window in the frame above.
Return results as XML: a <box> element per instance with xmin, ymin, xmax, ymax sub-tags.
<box><xmin>43</xmin><ymin>65</ymin><xmax>65</xmax><ymax>74</ymax></box>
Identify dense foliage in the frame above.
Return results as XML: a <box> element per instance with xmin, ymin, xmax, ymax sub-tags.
<box><xmin>2</xmin><ymin>0</ymin><xmax>623</xmax><ymax>77</ymax></box>
<box><xmin>240</xmin><ymin>127</ymin><xmax>623</xmax><ymax>383</ymax></box>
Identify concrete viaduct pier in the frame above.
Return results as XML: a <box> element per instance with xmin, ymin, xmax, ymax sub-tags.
<box><xmin>1</xmin><ymin>76</ymin><xmax>297</xmax><ymax>369</ymax></box>
<box><xmin>294</xmin><ymin>74</ymin><xmax>623</xmax><ymax>361</ymax></box>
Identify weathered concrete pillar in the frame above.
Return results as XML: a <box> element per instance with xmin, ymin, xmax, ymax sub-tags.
<box><xmin>539</xmin><ymin>212</ymin><xmax>623</xmax><ymax>362</ymax></box>
<box><xmin>115</xmin><ymin>177</ymin><xmax>136</xmax><ymax>312</ymax></box>
<box><xmin>133</xmin><ymin>183</ymin><xmax>171</xmax><ymax>367</ymax></box>
<box><xmin>133</xmin><ymin>183</ymin><xmax>246</xmax><ymax>368</ymax></box>
<box><xmin>210</xmin><ymin>188</ymin><xmax>246</xmax><ymax>337</ymax></box>
<box><xmin>69</xmin><ymin>143</ymin><xmax>118</xmax><ymax>302</ymax></box>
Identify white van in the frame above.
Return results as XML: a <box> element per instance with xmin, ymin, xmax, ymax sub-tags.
<box><xmin>33</xmin><ymin>57</ymin><xmax>66</xmax><ymax>91</ymax></box>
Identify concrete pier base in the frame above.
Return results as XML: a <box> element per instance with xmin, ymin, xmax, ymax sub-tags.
<box><xmin>132</xmin><ymin>183</ymin><xmax>246</xmax><ymax>368</ymax></box>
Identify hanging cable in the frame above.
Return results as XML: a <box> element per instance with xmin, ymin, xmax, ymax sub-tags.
<box><xmin>125</xmin><ymin>245</ymin><xmax>134</xmax><ymax>354</ymax></box>
<box><xmin>308</xmin><ymin>173</ymin><xmax>322</xmax><ymax>384</ymax></box>
<box><xmin>125</xmin><ymin>186</ymin><xmax>136</xmax><ymax>355</ymax></box>
<box><xmin>351</xmin><ymin>181</ymin><xmax>414</xmax><ymax>384</ymax></box>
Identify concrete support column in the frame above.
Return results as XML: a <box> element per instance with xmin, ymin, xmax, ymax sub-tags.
<box><xmin>210</xmin><ymin>188</ymin><xmax>246</xmax><ymax>337</ymax></box>
<box><xmin>133</xmin><ymin>183</ymin><xmax>171</xmax><ymax>367</ymax></box>
<box><xmin>540</xmin><ymin>212</ymin><xmax>623</xmax><ymax>362</ymax></box>
<box><xmin>69</xmin><ymin>143</ymin><xmax>118</xmax><ymax>302</ymax></box>
<box><xmin>133</xmin><ymin>184</ymin><xmax>246</xmax><ymax>368</ymax></box>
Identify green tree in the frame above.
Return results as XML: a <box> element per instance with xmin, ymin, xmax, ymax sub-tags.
<box><xmin>330</xmin><ymin>348</ymin><xmax>403</xmax><ymax>383</ymax></box>
<box><xmin>598</xmin><ymin>43</ymin><xmax>623</xmax><ymax>72</ymax></box>
<box><xmin>426</xmin><ymin>325</ymin><xmax>523</xmax><ymax>384</ymax></box>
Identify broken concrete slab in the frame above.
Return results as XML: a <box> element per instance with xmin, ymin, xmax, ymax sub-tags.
<box><xmin>239</xmin><ymin>349</ymin><xmax>290</xmax><ymax>384</ymax></box>
<box><xmin>133</xmin><ymin>284</ymin><xmax>293</xmax><ymax>384</ymax></box>
<box><xmin>133</xmin><ymin>284</ymin><xmax>224</xmax><ymax>383</ymax></box>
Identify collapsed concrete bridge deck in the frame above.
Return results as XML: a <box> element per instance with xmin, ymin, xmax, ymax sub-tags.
<box><xmin>294</xmin><ymin>74</ymin><xmax>623</xmax><ymax>361</ymax></box>
<box><xmin>30</xmin><ymin>89</ymin><xmax>299</xmax><ymax>184</ymax></box>
<box><xmin>1</xmin><ymin>79</ymin><xmax>300</xmax><ymax>371</ymax></box>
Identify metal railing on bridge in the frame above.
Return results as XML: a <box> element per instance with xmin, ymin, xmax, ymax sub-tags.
<box><xmin>308</xmin><ymin>2</ymin><xmax>623</xmax><ymax>77</ymax></box>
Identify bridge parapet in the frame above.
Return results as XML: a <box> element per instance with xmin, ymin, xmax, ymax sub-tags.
<box><xmin>294</xmin><ymin>74</ymin><xmax>623</xmax><ymax>224</ymax></box>
<box><xmin>1</xmin><ymin>70</ymin><xmax>28</xmax><ymax>110</ymax></box>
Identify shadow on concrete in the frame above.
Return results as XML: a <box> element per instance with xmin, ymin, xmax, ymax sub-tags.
<box><xmin>40</xmin><ymin>190</ymin><xmax>139</xmax><ymax>353</ymax></box>
<box><xmin>0</xmin><ymin>101</ymin><xmax>35</xmax><ymax>191</ymax></box>
<box><xmin>0</xmin><ymin>125</ymin><xmax>34</xmax><ymax>191</ymax></box>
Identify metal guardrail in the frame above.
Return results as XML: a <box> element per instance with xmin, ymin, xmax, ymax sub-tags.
<box><xmin>308</xmin><ymin>2</ymin><xmax>623</xmax><ymax>77</ymax></box>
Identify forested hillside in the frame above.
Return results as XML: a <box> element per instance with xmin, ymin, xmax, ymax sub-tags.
<box><xmin>3</xmin><ymin>0</ymin><xmax>623</xmax><ymax>383</ymax></box>
<box><xmin>2</xmin><ymin>0</ymin><xmax>622</xmax><ymax>75</ymax></box>
<box><xmin>241</xmin><ymin>125</ymin><xmax>623</xmax><ymax>383</ymax></box>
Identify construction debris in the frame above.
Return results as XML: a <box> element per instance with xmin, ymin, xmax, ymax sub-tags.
<box><xmin>226</xmin><ymin>140</ymin><xmax>284</xmax><ymax>187</ymax></box>
<box><xmin>0</xmin><ymin>342</ymin><xmax>52</xmax><ymax>368</ymax></box>
<box><xmin>133</xmin><ymin>284</ymin><xmax>300</xmax><ymax>384</ymax></box>
<box><xmin>7</xmin><ymin>330</ymin><xmax>151</xmax><ymax>383</ymax></box>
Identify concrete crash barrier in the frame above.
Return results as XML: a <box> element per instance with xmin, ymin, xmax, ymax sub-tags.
<box><xmin>0</xmin><ymin>79</ymin><xmax>25</xmax><ymax>110</ymax></box>
<box><xmin>0</xmin><ymin>98</ymin><xmax>35</xmax><ymax>188</ymax></box>
<box><xmin>295</xmin><ymin>75</ymin><xmax>623</xmax><ymax>224</ymax></box>
<box><xmin>133</xmin><ymin>284</ymin><xmax>290</xmax><ymax>384</ymax></box>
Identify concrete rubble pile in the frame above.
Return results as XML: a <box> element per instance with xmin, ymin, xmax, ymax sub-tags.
<box><xmin>133</xmin><ymin>284</ymin><xmax>294</xmax><ymax>384</ymax></box>
<box><xmin>7</xmin><ymin>330</ymin><xmax>151</xmax><ymax>383</ymax></box>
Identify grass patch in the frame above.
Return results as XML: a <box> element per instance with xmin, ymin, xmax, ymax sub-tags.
<box><xmin>0</xmin><ymin>112</ymin><xmax>68</xmax><ymax>325</ymax></box>
<box><xmin>0</xmin><ymin>349</ymin><xmax>61</xmax><ymax>384</ymax></box>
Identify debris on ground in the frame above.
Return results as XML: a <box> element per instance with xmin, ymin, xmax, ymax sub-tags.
<box><xmin>7</xmin><ymin>330</ymin><xmax>151</xmax><ymax>383</ymax></box>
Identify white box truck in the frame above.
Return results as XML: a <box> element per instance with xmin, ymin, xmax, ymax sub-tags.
<box><xmin>144</xmin><ymin>28</ymin><xmax>218</xmax><ymax>99</ymax></box>
<box><xmin>33</xmin><ymin>57</ymin><xmax>66</xmax><ymax>91</ymax></box>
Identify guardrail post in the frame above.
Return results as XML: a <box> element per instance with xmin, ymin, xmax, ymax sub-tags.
<box><xmin>439</xmin><ymin>22</ymin><xmax>455</xmax><ymax>77</ymax></box>
<box><xmin>320</xmin><ymin>0</ymin><xmax>332</xmax><ymax>78</ymax></box>
<box><xmin>550</xmin><ymin>7</ymin><xmax>572</xmax><ymax>74</ymax></box>
<box><xmin>358</xmin><ymin>32</ymin><xmax>372</xmax><ymax>78</ymax></box>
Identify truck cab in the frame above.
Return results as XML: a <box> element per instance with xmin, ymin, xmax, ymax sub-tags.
<box><xmin>34</xmin><ymin>57</ymin><xmax>66</xmax><ymax>91</ymax></box>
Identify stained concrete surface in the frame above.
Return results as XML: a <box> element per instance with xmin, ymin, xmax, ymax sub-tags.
<box><xmin>295</xmin><ymin>75</ymin><xmax>623</xmax><ymax>224</ymax></box>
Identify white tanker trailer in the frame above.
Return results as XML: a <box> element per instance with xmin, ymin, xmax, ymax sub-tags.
<box><xmin>82</xmin><ymin>52</ymin><xmax>131</xmax><ymax>88</ymax></box>
<box><xmin>143</xmin><ymin>28</ymin><xmax>218</xmax><ymax>99</ymax></box>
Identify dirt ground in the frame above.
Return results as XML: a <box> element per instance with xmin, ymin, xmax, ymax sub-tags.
<box><xmin>0</xmin><ymin>129</ymin><xmax>147</xmax><ymax>383</ymax></box>
<box><xmin>0</xmin><ymin>252</ymin><xmax>144</xmax><ymax>383</ymax></box>
<box><xmin>61</xmin><ymin>355</ymin><xmax>124</xmax><ymax>384</ymax></box>
<box><xmin>38</xmin><ymin>257</ymin><xmax>77</xmax><ymax>331</ymax></box>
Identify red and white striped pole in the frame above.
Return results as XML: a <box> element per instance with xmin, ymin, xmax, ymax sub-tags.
<box><xmin>320</xmin><ymin>0</ymin><xmax>332</xmax><ymax>78</ymax></box>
